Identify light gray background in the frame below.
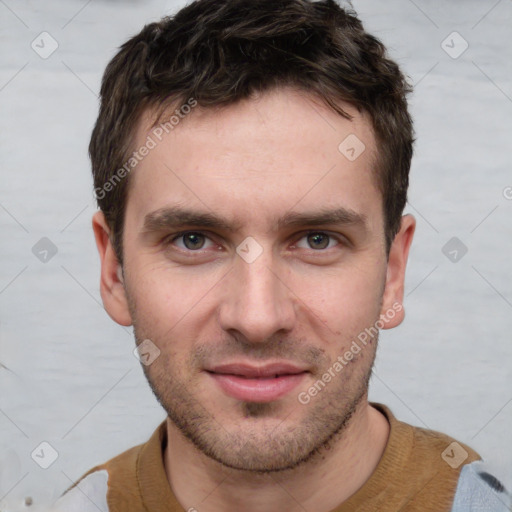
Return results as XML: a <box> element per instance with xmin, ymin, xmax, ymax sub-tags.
<box><xmin>1</xmin><ymin>0</ymin><xmax>511</xmax><ymax>510</ymax></box>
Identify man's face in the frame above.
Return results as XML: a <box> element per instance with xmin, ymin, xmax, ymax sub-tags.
<box><xmin>99</xmin><ymin>88</ymin><xmax>410</xmax><ymax>472</ymax></box>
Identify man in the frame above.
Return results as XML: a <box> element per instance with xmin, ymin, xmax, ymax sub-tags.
<box><xmin>53</xmin><ymin>0</ymin><xmax>510</xmax><ymax>510</ymax></box>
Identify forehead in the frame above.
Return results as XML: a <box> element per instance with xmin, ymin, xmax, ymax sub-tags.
<box><xmin>126</xmin><ymin>88</ymin><xmax>381</xmax><ymax>229</ymax></box>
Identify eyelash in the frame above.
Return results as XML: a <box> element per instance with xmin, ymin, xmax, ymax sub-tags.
<box><xmin>165</xmin><ymin>230</ymin><xmax>344</xmax><ymax>253</ymax></box>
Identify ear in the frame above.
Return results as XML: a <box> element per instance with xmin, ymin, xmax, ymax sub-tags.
<box><xmin>380</xmin><ymin>214</ymin><xmax>416</xmax><ymax>329</ymax></box>
<box><xmin>92</xmin><ymin>211</ymin><xmax>133</xmax><ymax>326</ymax></box>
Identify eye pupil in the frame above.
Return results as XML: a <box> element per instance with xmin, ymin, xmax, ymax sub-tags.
<box><xmin>183</xmin><ymin>233</ymin><xmax>205</xmax><ymax>250</ymax></box>
<box><xmin>308</xmin><ymin>233</ymin><xmax>329</xmax><ymax>250</ymax></box>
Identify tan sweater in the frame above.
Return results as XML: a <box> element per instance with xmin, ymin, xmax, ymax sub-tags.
<box><xmin>61</xmin><ymin>402</ymin><xmax>488</xmax><ymax>511</ymax></box>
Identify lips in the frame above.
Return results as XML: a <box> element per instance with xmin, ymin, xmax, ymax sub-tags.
<box><xmin>206</xmin><ymin>362</ymin><xmax>308</xmax><ymax>403</ymax></box>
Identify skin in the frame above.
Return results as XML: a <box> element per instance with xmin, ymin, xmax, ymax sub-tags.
<box><xmin>93</xmin><ymin>87</ymin><xmax>415</xmax><ymax>512</ymax></box>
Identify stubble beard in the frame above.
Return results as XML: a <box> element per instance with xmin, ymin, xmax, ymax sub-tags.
<box><xmin>136</xmin><ymin>328</ymin><xmax>378</xmax><ymax>474</ymax></box>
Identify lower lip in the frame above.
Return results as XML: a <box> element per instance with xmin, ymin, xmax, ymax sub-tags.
<box><xmin>208</xmin><ymin>372</ymin><xmax>306</xmax><ymax>403</ymax></box>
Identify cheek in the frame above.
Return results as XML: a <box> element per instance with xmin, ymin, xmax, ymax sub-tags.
<box><xmin>125</xmin><ymin>261</ymin><xmax>221</xmax><ymax>341</ymax></box>
<box><xmin>124</xmin><ymin>265</ymin><xmax>177</xmax><ymax>338</ymax></box>
<box><xmin>293</xmin><ymin>266</ymin><xmax>385</xmax><ymax>334</ymax></box>
<box><xmin>126</xmin><ymin>246</ymin><xmax>387</xmax><ymax>345</ymax></box>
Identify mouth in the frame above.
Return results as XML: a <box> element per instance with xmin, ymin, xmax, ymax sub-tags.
<box><xmin>205</xmin><ymin>362</ymin><xmax>309</xmax><ymax>403</ymax></box>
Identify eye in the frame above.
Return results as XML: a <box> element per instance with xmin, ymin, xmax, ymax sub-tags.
<box><xmin>295</xmin><ymin>231</ymin><xmax>340</xmax><ymax>250</ymax></box>
<box><xmin>171</xmin><ymin>231</ymin><xmax>215</xmax><ymax>251</ymax></box>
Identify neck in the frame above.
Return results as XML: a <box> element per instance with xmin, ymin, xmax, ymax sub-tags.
<box><xmin>164</xmin><ymin>399</ymin><xmax>390</xmax><ymax>512</ymax></box>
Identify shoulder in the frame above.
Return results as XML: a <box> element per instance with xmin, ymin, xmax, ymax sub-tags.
<box><xmin>50</xmin><ymin>443</ymin><xmax>145</xmax><ymax>512</ymax></box>
<box><xmin>370</xmin><ymin>402</ymin><xmax>491</xmax><ymax>510</ymax></box>
<box><xmin>373</xmin><ymin>402</ymin><xmax>481</xmax><ymax>474</ymax></box>
<box><xmin>409</xmin><ymin>422</ymin><xmax>481</xmax><ymax>468</ymax></box>
<box><xmin>380</xmin><ymin>403</ymin><xmax>511</xmax><ymax>510</ymax></box>
<box><xmin>50</xmin><ymin>469</ymin><xmax>109</xmax><ymax>512</ymax></box>
<box><xmin>406</xmin><ymin>421</ymin><xmax>512</xmax><ymax>510</ymax></box>
<box><xmin>450</xmin><ymin>460</ymin><xmax>512</xmax><ymax>511</ymax></box>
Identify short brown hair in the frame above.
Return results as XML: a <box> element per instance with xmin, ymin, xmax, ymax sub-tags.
<box><xmin>90</xmin><ymin>0</ymin><xmax>414</xmax><ymax>263</ymax></box>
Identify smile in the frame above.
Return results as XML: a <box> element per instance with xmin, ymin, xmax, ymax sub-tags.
<box><xmin>206</xmin><ymin>362</ymin><xmax>309</xmax><ymax>403</ymax></box>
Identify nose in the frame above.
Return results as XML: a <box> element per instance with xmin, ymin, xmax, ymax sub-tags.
<box><xmin>218</xmin><ymin>248</ymin><xmax>296</xmax><ymax>343</ymax></box>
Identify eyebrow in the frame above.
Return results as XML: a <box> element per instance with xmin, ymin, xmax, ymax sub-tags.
<box><xmin>142</xmin><ymin>206</ymin><xmax>367</xmax><ymax>234</ymax></box>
